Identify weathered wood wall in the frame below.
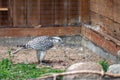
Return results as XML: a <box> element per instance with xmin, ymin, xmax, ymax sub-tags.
<box><xmin>90</xmin><ymin>0</ymin><xmax>120</xmax><ymax>41</ymax></box>
<box><xmin>1</xmin><ymin>0</ymin><xmax>120</xmax><ymax>55</ymax></box>
<box><xmin>0</xmin><ymin>0</ymin><xmax>80</xmax><ymax>27</ymax></box>
<box><xmin>0</xmin><ymin>0</ymin><xmax>82</xmax><ymax>37</ymax></box>
<box><xmin>81</xmin><ymin>0</ymin><xmax>120</xmax><ymax>55</ymax></box>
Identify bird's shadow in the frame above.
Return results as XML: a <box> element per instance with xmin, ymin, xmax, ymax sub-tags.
<box><xmin>43</xmin><ymin>60</ymin><xmax>64</xmax><ymax>64</ymax></box>
<box><xmin>35</xmin><ymin>60</ymin><xmax>64</xmax><ymax>66</ymax></box>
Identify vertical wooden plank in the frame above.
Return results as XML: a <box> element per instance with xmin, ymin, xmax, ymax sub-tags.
<box><xmin>0</xmin><ymin>1</ymin><xmax>1</xmax><ymax>6</ymax></box>
<box><xmin>12</xmin><ymin>0</ymin><xmax>27</xmax><ymax>27</ymax></box>
<box><xmin>63</xmin><ymin>0</ymin><xmax>69</xmax><ymax>26</ymax></box>
<box><xmin>0</xmin><ymin>0</ymin><xmax>9</xmax><ymax>27</ymax></box>
<box><xmin>0</xmin><ymin>12</ymin><xmax>2</xmax><ymax>26</ymax></box>
<box><xmin>8</xmin><ymin>0</ymin><xmax>13</xmax><ymax>27</ymax></box>
<box><xmin>0</xmin><ymin>0</ymin><xmax>2</xmax><ymax>26</ymax></box>
<box><xmin>0</xmin><ymin>0</ymin><xmax>8</xmax><ymax>8</ymax></box>
<box><xmin>54</xmin><ymin>0</ymin><xmax>66</xmax><ymax>25</ymax></box>
<box><xmin>80</xmin><ymin>0</ymin><xmax>90</xmax><ymax>24</ymax></box>
<box><xmin>68</xmin><ymin>0</ymin><xmax>79</xmax><ymax>25</ymax></box>
<box><xmin>40</xmin><ymin>0</ymin><xmax>55</xmax><ymax>27</ymax></box>
<box><xmin>0</xmin><ymin>11</ymin><xmax>9</xmax><ymax>27</ymax></box>
<box><xmin>27</xmin><ymin>0</ymin><xmax>40</xmax><ymax>27</ymax></box>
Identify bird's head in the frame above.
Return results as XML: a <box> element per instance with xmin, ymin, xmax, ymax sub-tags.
<box><xmin>51</xmin><ymin>36</ymin><xmax>63</xmax><ymax>44</ymax></box>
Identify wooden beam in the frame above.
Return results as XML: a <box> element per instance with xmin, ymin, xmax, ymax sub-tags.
<box><xmin>98</xmin><ymin>30</ymin><xmax>120</xmax><ymax>46</ymax></box>
<box><xmin>0</xmin><ymin>8</ymin><xmax>8</xmax><ymax>11</ymax></box>
<box><xmin>0</xmin><ymin>26</ymin><xmax>81</xmax><ymax>37</ymax></box>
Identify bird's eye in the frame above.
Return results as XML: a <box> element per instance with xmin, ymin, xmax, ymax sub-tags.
<box><xmin>59</xmin><ymin>39</ymin><xmax>61</xmax><ymax>42</ymax></box>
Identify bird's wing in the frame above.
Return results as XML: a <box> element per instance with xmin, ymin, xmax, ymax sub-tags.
<box><xmin>26</xmin><ymin>36</ymin><xmax>53</xmax><ymax>50</ymax></box>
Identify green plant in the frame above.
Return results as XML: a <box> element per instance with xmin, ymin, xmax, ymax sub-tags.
<box><xmin>7</xmin><ymin>48</ymin><xmax>14</xmax><ymax>60</ymax></box>
<box><xmin>99</xmin><ymin>60</ymin><xmax>110</xmax><ymax>72</ymax></box>
<box><xmin>0</xmin><ymin>58</ymin><xmax>64</xmax><ymax>80</ymax></box>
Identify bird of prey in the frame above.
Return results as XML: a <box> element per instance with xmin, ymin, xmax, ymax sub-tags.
<box><xmin>12</xmin><ymin>36</ymin><xmax>62</xmax><ymax>64</ymax></box>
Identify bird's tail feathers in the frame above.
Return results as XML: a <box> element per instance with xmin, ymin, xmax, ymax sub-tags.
<box><xmin>12</xmin><ymin>47</ymin><xmax>25</xmax><ymax>54</ymax></box>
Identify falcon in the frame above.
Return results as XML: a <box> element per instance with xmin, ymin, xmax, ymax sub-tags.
<box><xmin>12</xmin><ymin>36</ymin><xmax>62</xmax><ymax>64</ymax></box>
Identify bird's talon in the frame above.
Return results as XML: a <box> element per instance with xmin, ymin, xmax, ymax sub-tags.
<box><xmin>37</xmin><ymin>63</ymin><xmax>51</xmax><ymax>68</ymax></box>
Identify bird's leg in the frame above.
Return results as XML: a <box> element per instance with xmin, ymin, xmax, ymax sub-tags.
<box><xmin>40</xmin><ymin>51</ymin><xmax>46</xmax><ymax>64</ymax></box>
<box><xmin>37</xmin><ymin>51</ymin><xmax>41</xmax><ymax>63</ymax></box>
<box><xmin>37</xmin><ymin>50</ymin><xmax>46</xmax><ymax>65</ymax></box>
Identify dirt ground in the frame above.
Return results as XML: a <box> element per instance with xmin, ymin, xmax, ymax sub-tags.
<box><xmin>0</xmin><ymin>45</ymin><xmax>113</xmax><ymax>70</ymax></box>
